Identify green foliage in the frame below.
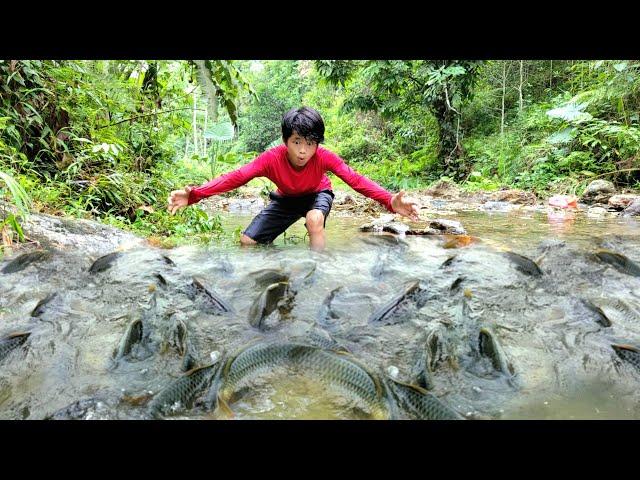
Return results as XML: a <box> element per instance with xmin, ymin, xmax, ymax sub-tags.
<box><xmin>2</xmin><ymin>58</ymin><xmax>640</xmax><ymax>252</ymax></box>
<box><xmin>237</xmin><ymin>61</ymin><xmax>313</xmax><ymax>152</ymax></box>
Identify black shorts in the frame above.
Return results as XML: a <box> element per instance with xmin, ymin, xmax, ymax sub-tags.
<box><xmin>243</xmin><ymin>190</ymin><xmax>335</xmax><ymax>244</ymax></box>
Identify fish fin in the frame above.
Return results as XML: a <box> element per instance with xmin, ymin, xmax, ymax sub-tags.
<box><xmin>6</xmin><ymin>331</ymin><xmax>31</xmax><ymax>339</ymax></box>
<box><xmin>217</xmin><ymin>395</ymin><xmax>235</xmax><ymax>419</ymax></box>
<box><xmin>612</xmin><ymin>344</ymin><xmax>640</xmax><ymax>353</ymax></box>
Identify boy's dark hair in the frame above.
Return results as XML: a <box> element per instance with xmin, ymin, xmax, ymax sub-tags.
<box><xmin>281</xmin><ymin>107</ymin><xmax>325</xmax><ymax>144</ymax></box>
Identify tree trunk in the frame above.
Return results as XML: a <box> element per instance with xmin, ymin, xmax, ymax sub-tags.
<box><xmin>518</xmin><ymin>60</ymin><xmax>524</xmax><ymax>111</ymax></box>
<box><xmin>193</xmin><ymin>90</ymin><xmax>198</xmax><ymax>157</ymax></box>
<box><xmin>193</xmin><ymin>60</ymin><xmax>219</xmax><ymax>123</ymax></box>
<box><xmin>501</xmin><ymin>62</ymin><xmax>506</xmax><ymax>135</ymax></box>
<box><xmin>203</xmin><ymin>107</ymin><xmax>208</xmax><ymax>158</ymax></box>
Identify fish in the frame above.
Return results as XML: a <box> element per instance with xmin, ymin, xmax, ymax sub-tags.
<box><xmin>247</xmin><ymin>268</ymin><xmax>289</xmax><ymax>289</ymax></box>
<box><xmin>580</xmin><ymin>299</ymin><xmax>612</xmax><ymax>327</ymax></box>
<box><xmin>306</xmin><ymin>327</ymin><xmax>350</xmax><ymax>353</ymax></box>
<box><xmin>385</xmin><ymin>377</ymin><xmax>464</xmax><ymax>420</ymax></box>
<box><xmin>597</xmin><ymin>298</ymin><xmax>640</xmax><ymax>327</ymax></box>
<box><xmin>0</xmin><ymin>332</ymin><xmax>31</xmax><ymax>362</ymax></box>
<box><xmin>502</xmin><ymin>251</ymin><xmax>543</xmax><ymax>277</ymax></box>
<box><xmin>368</xmin><ymin>281</ymin><xmax>426</xmax><ymax>325</ymax></box>
<box><xmin>113</xmin><ymin>318</ymin><xmax>143</xmax><ymax>361</ymax></box>
<box><xmin>161</xmin><ymin>255</ymin><xmax>176</xmax><ymax>266</ymax></box>
<box><xmin>216</xmin><ymin>341</ymin><xmax>296</xmax><ymax>406</ymax></box>
<box><xmin>147</xmin><ymin>363</ymin><xmax>220</xmax><ymax>418</ymax></box>
<box><xmin>88</xmin><ymin>251</ymin><xmax>122</xmax><ymax>274</ymax></box>
<box><xmin>478</xmin><ymin>327</ymin><xmax>515</xmax><ymax>379</ymax></box>
<box><xmin>317</xmin><ymin>286</ymin><xmax>344</xmax><ymax>327</ymax></box>
<box><xmin>595</xmin><ymin>250</ymin><xmax>640</xmax><ymax>277</ymax></box>
<box><xmin>288</xmin><ymin>261</ymin><xmax>317</xmax><ymax>293</ymax></box>
<box><xmin>248</xmin><ymin>282</ymin><xmax>290</xmax><ymax>329</ymax></box>
<box><xmin>1</xmin><ymin>250</ymin><xmax>51</xmax><ymax>274</ymax></box>
<box><xmin>216</xmin><ymin>341</ymin><xmax>391</xmax><ymax>419</ymax></box>
<box><xmin>412</xmin><ymin>328</ymin><xmax>441</xmax><ymax>390</ymax></box>
<box><xmin>289</xmin><ymin>347</ymin><xmax>391</xmax><ymax>419</ymax></box>
<box><xmin>440</xmin><ymin>255</ymin><xmax>457</xmax><ymax>268</ymax></box>
<box><xmin>153</xmin><ymin>273</ymin><xmax>168</xmax><ymax>288</ymax></box>
<box><xmin>612</xmin><ymin>344</ymin><xmax>640</xmax><ymax>371</ymax></box>
<box><xmin>450</xmin><ymin>276</ymin><xmax>466</xmax><ymax>294</ymax></box>
<box><xmin>31</xmin><ymin>292</ymin><xmax>58</xmax><ymax>317</ymax></box>
<box><xmin>172</xmin><ymin>318</ymin><xmax>197</xmax><ymax>372</ymax></box>
<box><xmin>187</xmin><ymin>276</ymin><xmax>232</xmax><ymax>314</ymax></box>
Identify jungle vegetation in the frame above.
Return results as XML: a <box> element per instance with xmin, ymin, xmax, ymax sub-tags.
<box><xmin>1</xmin><ymin>59</ymin><xmax>639</xmax><ymax>253</ymax></box>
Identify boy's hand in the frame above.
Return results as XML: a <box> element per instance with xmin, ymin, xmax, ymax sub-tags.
<box><xmin>391</xmin><ymin>190</ymin><xmax>420</xmax><ymax>222</ymax></box>
<box><xmin>167</xmin><ymin>186</ymin><xmax>192</xmax><ymax>215</ymax></box>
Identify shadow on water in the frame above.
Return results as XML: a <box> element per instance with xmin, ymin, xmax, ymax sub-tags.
<box><xmin>1</xmin><ymin>208</ymin><xmax>639</xmax><ymax>419</ymax></box>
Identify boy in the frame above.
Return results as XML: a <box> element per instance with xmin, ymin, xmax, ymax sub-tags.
<box><xmin>168</xmin><ymin>107</ymin><xmax>419</xmax><ymax>251</ymax></box>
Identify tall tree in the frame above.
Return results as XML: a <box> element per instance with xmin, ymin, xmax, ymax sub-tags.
<box><xmin>315</xmin><ymin>60</ymin><xmax>484</xmax><ymax>177</ymax></box>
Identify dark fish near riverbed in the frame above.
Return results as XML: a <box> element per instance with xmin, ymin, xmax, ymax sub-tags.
<box><xmin>412</xmin><ymin>327</ymin><xmax>442</xmax><ymax>390</ymax></box>
<box><xmin>1</xmin><ymin>250</ymin><xmax>52</xmax><ymax>274</ymax></box>
<box><xmin>0</xmin><ymin>332</ymin><xmax>31</xmax><ymax>362</ymax></box>
<box><xmin>89</xmin><ymin>251</ymin><xmax>122</xmax><ymax>274</ymax></box>
<box><xmin>31</xmin><ymin>292</ymin><xmax>58</xmax><ymax>318</ymax></box>
<box><xmin>478</xmin><ymin>327</ymin><xmax>515</xmax><ymax>378</ymax></box>
<box><xmin>148</xmin><ymin>363</ymin><xmax>221</xmax><ymax>418</ymax></box>
<box><xmin>248</xmin><ymin>282</ymin><xmax>290</xmax><ymax>330</ymax></box>
<box><xmin>440</xmin><ymin>255</ymin><xmax>457</xmax><ymax>269</ymax></box>
<box><xmin>153</xmin><ymin>273</ymin><xmax>168</xmax><ymax>288</ymax></box>
<box><xmin>385</xmin><ymin>377</ymin><xmax>464</xmax><ymax>420</ymax></box>
<box><xmin>502</xmin><ymin>251</ymin><xmax>543</xmax><ymax>277</ymax></box>
<box><xmin>595</xmin><ymin>250</ymin><xmax>640</xmax><ymax>277</ymax></box>
<box><xmin>172</xmin><ymin>318</ymin><xmax>197</xmax><ymax>372</ymax></box>
<box><xmin>113</xmin><ymin>317</ymin><xmax>143</xmax><ymax>362</ymax></box>
<box><xmin>450</xmin><ymin>276</ymin><xmax>466</xmax><ymax>294</ymax></box>
<box><xmin>612</xmin><ymin>344</ymin><xmax>640</xmax><ymax>372</ymax></box>
<box><xmin>161</xmin><ymin>255</ymin><xmax>176</xmax><ymax>266</ymax></box>
<box><xmin>368</xmin><ymin>281</ymin><xmax>427</xmax><ymax>325</ymax></box>
<box><xmin>580</xmin><ymin>299</ymin><xmax>612</xmax><ymax>327</ymax></box>
<box><xmin>187</xmin><ymin>276</ymin><xmax>232</xmax><ymax>314</ymax></box>
<box><xmin>317</xmin><ymin>286</ymin><xmax>344</xmax><ymax>328</ymax></box>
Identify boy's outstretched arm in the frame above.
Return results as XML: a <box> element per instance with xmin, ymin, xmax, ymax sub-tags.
<box><xmin>323</xmin><ymin>149</ymin><xmax>420</xmax><ymax>222</ymax></box>
<box><xmin>167</xmin><ymin>186</ymin><xmax>192</xmax><ymax>215</ymax></box>
<box><xmin>167</xmin><ymin>151</ymin><xmax>271</xmax><ymax>215</ymax></box>
<box><xmin>391</xmin><ymin>190</ymin><xmax>420</xmax><ymax>222</ymax></box>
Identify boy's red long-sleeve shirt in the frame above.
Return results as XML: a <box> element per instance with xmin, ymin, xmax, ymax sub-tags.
<box><xmin>187</xmin><ymin>145</ymin><xmax>395</xmax><ymax>212</ymax></box>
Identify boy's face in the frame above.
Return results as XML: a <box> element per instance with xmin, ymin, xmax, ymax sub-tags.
<box><xmin>285</xmin><ymin>132</ymin><xmax>317</xmax><ymax>170</ymax></box>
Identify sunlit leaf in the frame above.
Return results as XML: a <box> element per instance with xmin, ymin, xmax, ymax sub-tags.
<box><xmin>546</xmin><ymin>103</ymin><xmax>593</xmax><ymax>122</ymax></box>
<box><xmin>204</xmin><ymin>121</ymin><xmax>234</xmax><ymax>141</ymax></box>
<box><xmin>547</xmin><ymin>127</ymin><xmax>576</xmax><ymax>145</ymax></box>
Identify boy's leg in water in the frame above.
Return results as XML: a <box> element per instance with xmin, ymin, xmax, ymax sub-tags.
<box><xmin>304</xmin><ymin>190</ymin><xmax>334</xmax><ymax>252</ymax></box>
<box><xmin>240</xmin><ymin>192</ymin><xmax>302</xmax><ymax>247</ymax></box>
